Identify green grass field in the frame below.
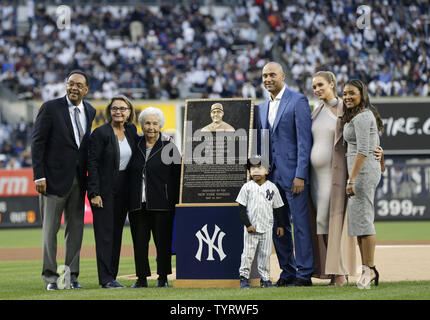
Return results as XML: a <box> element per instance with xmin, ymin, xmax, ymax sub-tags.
<box><xmin>1</xmin><ymin>221</ymin><xmax>429</xmax><ymax>249</ymax></box>
<box><xmin>1</xmin><ymin>221</ymin><xmax>430</xmax><ymax>300</ymax></box>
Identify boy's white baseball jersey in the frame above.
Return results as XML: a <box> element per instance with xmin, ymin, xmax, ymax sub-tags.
<box><xmin>235</xmin><ymin>180</ymin><xmax>284</xmax><ymax>232</ymax></box>
<box><xmin>236</xmin><ymin>180</ymin><xmax>284</xmax><ymax>281</ymax></box>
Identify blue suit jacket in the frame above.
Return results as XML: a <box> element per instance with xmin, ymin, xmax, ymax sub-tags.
<box><xmin>256</xmin><ymin>87</ymin><xmax>312</xmax><ymax>189</ymax></box>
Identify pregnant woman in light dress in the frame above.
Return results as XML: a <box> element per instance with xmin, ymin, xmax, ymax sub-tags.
<box><xmin>342</xmin><ymin>79</ymin><xmax>385</xmax><ymax>289</ymax></box>
<box><xmin>309</xmin><ymin>72</ymin><xmax>384</xmax><ymax>287</ymax></box>
<box><xmin>311</xmin><ymin>100</ymin><xmax>337</xmax><ymax>235</ymax></box>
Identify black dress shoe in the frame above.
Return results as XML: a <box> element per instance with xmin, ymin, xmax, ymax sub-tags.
<box><xmin>112</xmin><ymin>280</ymin><xmax>125</xmax><ymax>288</ymax></box>
<box><xmin>102</xmin><ymin>281</ymin><xmax>117</xmax><ymax>289</ymax></box>
<box><xmin>46</xmin><ymin>283</ymin><xmax>59</xmax><ymax>291</ymax></box>
<box><xmin>131</xmin><ymin>278</ymin><xmax>148</xmax><ymax>288</ymax></box>
<box><xmin>276</xmin><ymin>277</ymin><xmax>296</xmax><ymax>287</ymax></box>
<box><xmin>294</xmin><ymin>278</ymin><xmax>313</xmax><ymax>286</ymax></box>
<box><xmin>156</xmin><ymin>279</ymin><xmax>168</xmax><ymax>287</ymax></box>
<box><xmin>70</xmin><ymin>281</ymin><xmax>83</xmax><ymax>289</ymax></box>
<box><xmin>102</xmin><ymin>280</ymin><xmax>125</xmax><ymax>288</ymax></box>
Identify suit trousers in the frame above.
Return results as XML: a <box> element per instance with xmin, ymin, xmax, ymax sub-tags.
<box><xmin>91</xmin><ymin>171</ymin><xmax>128</xmax><ymax>285</ymax></box>
<box><xmin>129</xmin><ymin>207</ymin><xmax>174</xmax><ymax>279</ymax></box>
<box><xmin>273</xmin><ymin>184</ymin><xmax>314</xmax><ymax>280</ymax></box>
<box><xmin>40</xmin><ymin>174</ymin><xmax>85</xmax><ymax>284</ymax></box>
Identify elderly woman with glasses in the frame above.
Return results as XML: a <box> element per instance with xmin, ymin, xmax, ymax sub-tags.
<box><xmin>126</xmin><ymin>107</ymin><xmax>181</xmax><ymax>288</ymax></box>
<box><xmin>87</xmin><ymin>95</ymin><xmax>138</xmax><ymax>289</ymax></box>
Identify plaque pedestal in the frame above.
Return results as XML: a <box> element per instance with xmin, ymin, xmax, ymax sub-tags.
<box><xmin>173</xmin><ymin>203</ymin><xmax>259</xmax><ymax>288</ymax></box>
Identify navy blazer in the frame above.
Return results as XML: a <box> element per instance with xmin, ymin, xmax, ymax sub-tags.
<box><xmin>87</xmin><ymin>122</ymin><xmax>138</xmax><ymax>200</ymax></box>
<box><xmin>256</xmin><ymin>87</ymin><xmax>312</xmax><ymax>189</ymax></box>
<box><xmin>31</xmin><ymin>96</ymin><xmax>96</xmax><ymax>196</ymax></box>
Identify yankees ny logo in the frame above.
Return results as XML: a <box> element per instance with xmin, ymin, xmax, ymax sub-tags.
<box><xmin>266</xmin><ymin>189</ymin><xmax>274</xmax><ymax>201</ymax></box>
<box><xmin>195</xmin><ymin>224</ymin><xmax>227</xmax><ymax>261</ymax></box>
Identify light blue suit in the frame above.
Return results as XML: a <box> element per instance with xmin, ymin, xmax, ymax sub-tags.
<box><xmin>256</xmin><ymin>85</ymin><xmax>314</xmax><ymax>281</ymax></box>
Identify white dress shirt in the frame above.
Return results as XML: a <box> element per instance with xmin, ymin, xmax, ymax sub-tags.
<box><xmin>66</xmin><ymin>96</ymin><xmax>87</xmax><ymax>148</ymax></box>
<box><xmin>118</xmin><ymin>137</ymin><xmax>132</xmax><ymax>171</ymax></box>
<box><xmin>268</xmin><ymin>84</ymin><xmax>286</xmax><ymax>128</ymax></box>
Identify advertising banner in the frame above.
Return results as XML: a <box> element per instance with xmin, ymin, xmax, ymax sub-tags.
<box><xmin>0</xmin><ymin>169</ymin><xmax>94</xmax><ymax>228</ymax></box>
<box><xmin>0</xmin><ymin>169</ymin><xmax>40</xmax><ymax>227</ymax></box>
<box><xmin>375</xmin><ymin>101</ymin><xmax>430</xmax><ymax>154</ymax></box>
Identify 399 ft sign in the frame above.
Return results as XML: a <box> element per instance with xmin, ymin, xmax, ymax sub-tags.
<box><xmin>376</xmin><ymin>199</ymin><xmax>426</xmax><ymax>219</ymax></box>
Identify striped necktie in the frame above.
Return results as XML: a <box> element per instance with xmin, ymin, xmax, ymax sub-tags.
<box><xmin>73</xmin><ymin>107</ymin><xmax>84</xmax><ymax>144</ymax></box>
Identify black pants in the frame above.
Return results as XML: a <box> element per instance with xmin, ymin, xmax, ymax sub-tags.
<box><xmin>92</xmin><ymin>171</ymin><xmax>128</xmax><ymax>285</ymax></box>
<box><xmin>129</xmin><ymin>207</ymin><xmax>174</xmax><ymax>279</ymax></box>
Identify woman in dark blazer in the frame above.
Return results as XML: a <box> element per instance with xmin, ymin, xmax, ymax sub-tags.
<box><xmin>87</xmin><ymin>95</ymin><xmax>137</xmax><ymax>288</ymax></box>
<box><xmin>127</xmin><ymin>107</ymin><xmax>181</xmax><ymax>288</ymax></box>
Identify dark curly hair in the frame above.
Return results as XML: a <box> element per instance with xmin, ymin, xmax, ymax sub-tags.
<box><xmin>341</xmin><ymin>79</ymin><xmax>384</xmax><ymax>132</ymax></box>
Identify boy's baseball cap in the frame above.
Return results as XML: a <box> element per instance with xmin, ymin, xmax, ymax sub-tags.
<box><xmin>246</xmin><ymin>155</ymin><xmax>269</xmax><ymax>171</ymax></box>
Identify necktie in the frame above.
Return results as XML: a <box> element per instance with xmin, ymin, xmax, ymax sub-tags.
<box><xmin>73</xmin><ymin>107</ymin><xmax>84</xmax><ymax>144</ymax></box>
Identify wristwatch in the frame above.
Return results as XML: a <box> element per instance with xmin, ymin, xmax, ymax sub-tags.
<box><xmin>347</xmin><ymin>179</ymin><xmax>355</xmax><ymax>184</ymax></box>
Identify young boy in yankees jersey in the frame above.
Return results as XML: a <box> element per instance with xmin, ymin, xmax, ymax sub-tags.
<box><xmin>236</xmin><ymin>156</ymin><xmax>284</xmax><ymax>289</ymax></box>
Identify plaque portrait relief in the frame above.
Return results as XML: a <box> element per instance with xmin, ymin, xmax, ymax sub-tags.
<box><xmin>200</xmin><ymin>103</ymin><xmax>235</xmax><ymax>132</ymax></box>
<box><xmin>180</xmin><ymin>98</ymin><xmax>254</xmax><ymax>204</ymax></box>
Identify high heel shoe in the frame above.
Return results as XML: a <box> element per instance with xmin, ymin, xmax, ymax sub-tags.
<box><xmin>369</xmin><ymin>265</ymin><xmax>379</xmax><ymax>286</ymax></box>
<box><xmin>328</xmin><ymin>275</ymin><xmax>348</xmax><ymax>287</ymax></box>
<box><xmin>356</xmin><ymin>265</ymin><xmax>366</xmax><ymax>288</ymax></box>
<box><xmin>357</xmin><ymin>265</ymin><xmax>379</xmax><ymax>289</ymax></box>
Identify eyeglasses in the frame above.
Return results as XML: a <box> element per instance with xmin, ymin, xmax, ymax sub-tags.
<box><xmin>66</xmin><ymin>81</ymin><xmax>86</xmax><ymax>89</ymax></box>
<box><xmin>111</xmin><ymin>106</ymin><xmax>130</xmax><ymax>112</ymax></box>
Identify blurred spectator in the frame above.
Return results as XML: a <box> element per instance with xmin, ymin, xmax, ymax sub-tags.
<box><xmin>5</xmin><ymin>156</ymin><xmax>21</xmax><ymax>170</ymax></box>
<box><xmin>0</xmin><ymin>154</ymin><xmax>7</xmax><ymax>168</ymax></box>
<box><xmin>241</xmin><ymin>81</ymin><xmax>257</xmax><ymax>98</ymax></box>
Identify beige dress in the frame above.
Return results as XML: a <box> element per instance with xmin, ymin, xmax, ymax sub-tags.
<box><xmin>309</xmin><ymin>100</ymin><xmax>358</xmax><ymax>278</ymax></box>
<box><xmin>310</xmin><ymin>106</ymin><xmax>337</xmax><ymax>234</ymax></box>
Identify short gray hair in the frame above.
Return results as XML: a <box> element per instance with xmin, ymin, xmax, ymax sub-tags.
<box><xmin>138</xmin><ymin>107</ymin><xmax>165</xmax><ymax>128</ymax></box>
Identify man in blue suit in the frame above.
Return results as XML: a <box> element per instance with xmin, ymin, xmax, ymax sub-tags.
<box><xmin>256</xmin><ymin>62</ymin><xmax>313</xmax><ymax>286</ymax></box>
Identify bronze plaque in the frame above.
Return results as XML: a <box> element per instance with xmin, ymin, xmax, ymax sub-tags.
<box><xmin>180</xmin><ymin>98</ymin><xmax>254</xmax><ymax>204</ymax></box>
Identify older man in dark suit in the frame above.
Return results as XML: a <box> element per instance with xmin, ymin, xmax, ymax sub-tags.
<box><xmin>31</xmin><ymin>70</ymin><xmax>96</xmax><ymax>290</ymax></box>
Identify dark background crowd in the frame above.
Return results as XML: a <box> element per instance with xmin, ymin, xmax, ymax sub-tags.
<box><xmin>268</xmin><ymin>0</ymin><xmax>430</xmax><ymax>96</ymax></box>
<box><xmin>1</xmin><ymin>0</ymin><xmax>430</xmax><ymax>169</ymax></box>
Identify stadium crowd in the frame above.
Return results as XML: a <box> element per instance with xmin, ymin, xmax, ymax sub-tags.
<box><xmin>266</xmin><ymin>0</ymin><xmax>430</xmax><ymax>96</ymax></box>
<box><xmin>0</xmin><ymin>0</ymin><xmax>271</xmax><ymax>102</ymax></box>
<box><xmin>1</xmin><ymin>0</ymin><xmax>430</xmax><ymax>169</ymax></box>
<box><xmin>0</xmin><ymin>118</ymin><xmax>33</xmax><ymax>169</ymax></box>
<box><xmin>0</xmin><ymin>0</ymin><xmax>269</xmax><ymax>168</ymax></box>
<box><xmin>1</xmin><ymin>1</ymin><xmax>430</xmax><ymax>102</ymax></box>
